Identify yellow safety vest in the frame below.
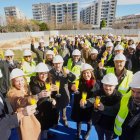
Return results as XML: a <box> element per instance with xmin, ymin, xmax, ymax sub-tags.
<box><xmin>106</xmin><ymin>67</ymin><xmax>133</xmax><ymax>95</ymax></box>
<box><xmin>114</xmin><ymin>91</ymin><xmax>132</xmax><ymax>136</ymax></box>
<box><xmin>67</xmin><ymin>58</ymin><xmax>82</xmax><ymax>80</ymax></box>
<box><xmin>22</xmin><ymin>60</ymin><xmax>36</xmax><ymax>83</ymax></box>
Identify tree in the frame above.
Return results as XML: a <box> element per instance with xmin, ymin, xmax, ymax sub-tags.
<box><xmin>39</xmin><ymin>22</ymin><xmax>48</xmax><ymax>31</ymax></box>
<box><xmin>100</xmin><ymin>19</ymin><xmax>106</xmax><ymax>29</ymax></box>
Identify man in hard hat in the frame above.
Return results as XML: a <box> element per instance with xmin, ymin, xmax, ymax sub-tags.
<box><xmin>67</xmin><ymin>49</ymin><xmax>83</xmax><ymax>80</ymax></box>
<box><xmin>4</xmin><ymin>49</ymin><xmax>20</xmax><ymax>72</ymax></box>
<box><xmin>50</xmin><ymin>55</ymin><xmax>76</xmax><ymax>127</ymax></box>
<box><xmin>114</xmin><ymin>71</ymin><xmax>140</xmax><ymax>140</ymax></box>
<box><xmin>99</xmin><ymin>53</ymin><xmax>133</xmax><ymax>95</ymax></box>
<box><xmin>92</xmin><ymin>73</ymin><xmax>122</xmax><ymax>140</ymax></box>
<box><xmin>31</xmin><ymin>38</ymin><xmax>47</xmax><ymax>63</ymax></box>
<box><xmin>114</xmin><ymin>45</ymin><xmax>124</xmax><ymax>55</ymax></box>
<box><xmin>45</xmin><ymin>50</ymin><xmax>54</xmax><ymax>70</ymax></box>
<box><xmin>58</xmin><ymin>40</ymin><xmax>70</xmax><ymax>66</ymax></box>
<box><xmin>46</xmin><ymin>37</ymin><xmax>58</xmax><ymax>55</ymax></box>
<box><xmin>21</xmin><ymin>49</ymin><xmax>36</xmax><ymax>83</ymax></box>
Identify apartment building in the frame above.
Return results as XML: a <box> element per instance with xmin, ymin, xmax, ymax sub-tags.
<box><xmin>80</xmin><ymin>0</ymin><xmax>117</xmax><ymax>28</ymax></box>
<box><xmin>32</xmin><ymin>1</ymin><xmax>79</xmax><ymax>25</ymax></box>
<box><xmin>4</xmin><ymin>6</ymin><xmax>26</xmax><ymax>20</ymax></box>
<box><xmin>114</xmin><ymin>14</ymin><xmax>140</xmax><ymax>29</ymax></box>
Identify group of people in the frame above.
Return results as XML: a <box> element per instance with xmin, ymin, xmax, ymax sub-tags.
<box><xmin>0</xmin><ymin>33</ymin><xmax>140</xmax><ymax>140</ymax></box>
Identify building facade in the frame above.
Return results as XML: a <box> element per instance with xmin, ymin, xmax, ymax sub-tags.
<box><xmin>80</xmin><ymin>0</ymin><xmax>117</xmax><ymax>28</ymax></box>
<box><xmin>32</xmin><ymin>1</ymin><xmax>79</xmax><ymax>26</ymax></box>
<box><xmin>114</xmin><ymin>14</ymin><xmax>140</xmax><ymax>29</ymax></box>
<box><xmin>4</xmin><ymin>6</ymin><xmax>26</xmax><ymax>20</ymax></box>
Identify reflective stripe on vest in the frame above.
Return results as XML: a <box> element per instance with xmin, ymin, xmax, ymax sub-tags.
<box><xmin>114</xmin><ymin>91</ymin><xmax>131</xmax><ymax>136</ymax></box>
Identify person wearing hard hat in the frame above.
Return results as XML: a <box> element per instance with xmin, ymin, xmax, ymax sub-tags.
<box><xmin>71</xmin><ymin>63</ymin><xmax>99</xmax><ymax>140</ymax></box>
<box><xmin>91</xmin><ymin>73</ymin><xmax>122</xmax><ymax>140</ymax></box>
<box><xmin>7</xmin><ymin>68</ymin><xmax>41</xmax><ymax>140</ymax></box>
<box><xmin>132</xmin><ymin>42</ymin><xmax>140</xmax><ymax>73</ymax></box>
<box><xmin>58</xmin><ymin>40</ymin><xmax>70</xmax><ymax>66</ymax></box>
<box><xmin>67</xmin><ymin>49</ymin><xmax>83</xmax><ymax>80</ymax></box>
<box><xmin>29</xmin><ymin>63</ymin><xmax>59</xmax><ymax>139</ymax></box>
<box><xmin>99</xmin><ymin>53</ymin><xmax>133</xmax><ymax>95</ymax></box>
<box><xmin>114</xmin><ymin>44</ymin><xmax>124</xmax><ymax>55</ymax></box>
<box><xmin>31</xmin><ymin>38</ymin><xmax>47</xmax><ymax>63</ymax></box>
<box><xmin>45</xmin><ymin>50</ymin><xmax>54</xmax><ymax>70</ymax></box>
<box><xmin>21</xmin><ymin>49</ymin><xmax>36</xmax><ymax>83</ymax></box>
<box><xmin>114</xmin><ymin>71</ymin><xmax>140</xmax><ymax>140</ymax></box>
<box><xmin>124</xmin><ymin>44</ymin><xmax>137</xmax><ymax>71</ymax></box>
<box><xmin>46</xmin><ymin>37</ymin><xmax>58</xmax><ymax>55</ymax></box>
<box><xmin>89</xmin><ymin>48</ymin><xmax>99</xmax><ymax>79</ymax></box>
<box><xmin>4</xmin><ymin>49</ymin><xmax>20</xmax><ymax>72</ymax></box>
<box><xmin>49</xmin><ymin>55</ymin><xmax>76</xmax><ymax>127</ymax></box>
<box><xmin>0</xmin><ymin>71</ymin><xmax>38</xmax><ymax>140</ymax></box>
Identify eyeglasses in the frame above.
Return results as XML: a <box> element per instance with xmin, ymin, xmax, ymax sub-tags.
<box><xmin>24</xmin><ymin>56</ymin><xmax>31</xmax><ymax>58</ymax></box>
<box><xmin>6</xmin><ymin>56</ymin><xmax>13</xmax><ymax>58</ymax></box>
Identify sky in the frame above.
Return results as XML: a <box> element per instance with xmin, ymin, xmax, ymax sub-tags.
<box><xmin>0</xmin><ymin>0</ymin><xmax>140</xmax><ymax>18</ymax></box>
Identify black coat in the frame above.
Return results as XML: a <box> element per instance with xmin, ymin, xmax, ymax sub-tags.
<box><xmin>5</xmin><ymin>60</ymin><xmax>20</xmax><ymax>72</ymax></box>
<box><xmin>71</xmin><ymin>79</ymin><xmax>100</xmax><ymax>122</ymax></box>
<box><xmin>0</xmin><ymin>60</ymin><xmax>10</xmax><ymax>97</ymax></box>
<box><xmin>29</xmin><ymin>76</ymin><xmax>59</xmax><ymax>130</ymax></box>
<box><xmin>49</xmin><ymin>68</ymin><xmax>76</xmax><ymax>110</ymax></box>
<box><xmin>0</xmin><ymin>92</ymin><xmax>19</xmax><ymax>140</ymax></box>
<box><xmin>92</xmin><ymin>89</ymin><xmax>122</xmax><ymax>131</ymax></box>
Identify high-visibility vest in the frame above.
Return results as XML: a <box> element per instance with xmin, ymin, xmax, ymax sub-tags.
<box><xmin>106</xmin><ymin>67</ymin><xmax>133</xmax><ymax>95</ymax></box>
<box><xmin>22</xmin><ymin>60</ymin><xmax>36</xmax><ymax>83</ymax></box>
<box><xmin>114</xmin><ymin>91</ymin><xmax>132</xmax><ymax>136</ymax></box>
<box><xmin>67</xmin><ymin>58</ymin><xmax>82</xmax><ymax>80</ymax></box>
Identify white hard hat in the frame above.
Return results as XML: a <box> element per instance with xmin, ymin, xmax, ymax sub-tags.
<box><xmin>10</xmin><ymin>68</ymin><xmax>24</xmax><ymax>80</ymax></box>
<box><xmin>81</xmin><ymin>63</ymin><xmax>93</xmax><ymax>72</ymax></box>
<box><xmin>114</xmin><ymin>54</ymin><xmax>126</xmax><ymax>61</ymax></box>
<box><xmin>53</xmin><ymin>55</ymin><xmax>64</xmax><ymax>63</ymax></box>
<box><xmin>72</xmin><ymin>49</ymin><xmax>81</xmax><ymax>56</ymax></box>
<box><xmin>106</xmin><ymin>42</ymin><xmax>114</xmax><ymax>47</ymax></box>
<box><xmin>108</xmin><ymin>33</ymin><xmax>113</xmax><ymax>37</ymax></box>
<box><xmin>62</xmin><ymin>40</ymin><xmax>66</xmax><ymax>44</ymax></box>
<box><xmin>97</xmin><ymin>36</ymin><xmax>102</xmax><ymax>40</ymax></box>
<box><xmin>105</xmin><ymin>38</ymin><xmax>111</xmax><ymax>42</ymax></box>
<box><xmin>46</xmin><ymin>50</ymin><xmax>54</xmax><ymax>56</ymax></box>
<box><xmin>129</xmin><ymin>44</ymin><xmax>136</xmax><ymax>50</ymax></box>
<box><xmin>35</xmin><ymin>62</ymin><xmax>49</xmax><ymax>73</ymax></box>
<box><xmin>23</xmin><ymin>49</ymin><xmax>32</xmax><ymax>56</ymax></box>
<box><xmin>101</xmin><ymin>73</ymin><xmax>118</xmax><ymax>86</ymax></box>
<box><xmin>39</xmin><ymin>38</ymin><xmax>44</xmax><ymax>43</ymax></box>
<box><xmin>91</xmin><ymin>48</ymin><xmax>98</xmax><ymax>54</ymax></box>
<box><xmin>49</xmin><ymin>38</ymin><xmax>54</xmax><ymax>42</ymax></box>
<box><xmin>114</xmin><ymin>45</ymin><xmax>124</xmax><ymax>51</ymax></box>
<box><xmin>5</xmin><ymin>50</ymin><xmax>14</xmax><ymax>56</ymax></box>
<box><xmin>0</xmin><ymin>69</ymin><xmax>3</xmax><ymax>78</ymax></box>
<box><xmin>129</xmin><ymin>71</ymin><xmax>140</xmax><ymax>88</ymax></box>
<box><xmin>80</xmin><ymin>41</ymin><xmax>84</xmax><ymax>44</ymax></box>
<box><xmin>116</xmin><ymin>38</ymin><xmax>121</xmax><ymax>42</ymax></box>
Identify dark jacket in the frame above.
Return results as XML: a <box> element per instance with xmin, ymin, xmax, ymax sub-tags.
<box><xmin>119</xmin><ymin>97</ymin><xmax>140</xmax><ymax>140</ymax></box>
<box><xmin>92</xmin><ymin>88</ymin><xmax>122</xmax><ymax>131</ymax></box>
<box><xmin>49</xmin><ymin>68</ymin><xmax>76</xmax><ymax>110</ymax></box>
<box><xmin>29</xmin><ymin>76</ymin><xmax>59</xmax><ymax>130</ymax></box>
<box><xmin>0</xmin><ymin>92</ymin><xmax>19</xmax><ymax>140</ymax></box>
<box><xmin>5</xmin><ymin>60</ymin><xmax>20</xmax><ymax>72</ymax></box>
<box><xmin>71</xmin><ymin>79</ymin><xmax>100</xmax><ymax>122</ymax></box>
<box><xmin>31</xmin><ymin>44</ymin><xmax>47</xmax><ymax>63</ymax></box>
<box><xmin>0</xmin><ymin>60</ymin><xmax>10</xmax><ymax>97</ymax></box>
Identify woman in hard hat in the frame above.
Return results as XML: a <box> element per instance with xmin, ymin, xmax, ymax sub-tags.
<box><xmin>4</xmin><ymin>49</ymin><xmax>20</xmax><ymax>72</ymax></box>
<box><xmin>29</xmin><ymin>62</ymin><xmax>59</xmax><ymax>139</ymax></box>
<box><xmin>71</xmin><ymin>63</ymin><xmax>99</xmax><ymax>140</ymax></box>
<box><xmin>21</xmin><ymin>49</ymin><xmax>36</xmax><ymax>83</ymax></box>
<box><xmin>99</xmin><ymin>53</ymin><xmax>133</xmax><ymax>95</ymax></box>
<box><xmin>7</xmin><ymin>68</ymin><xmax>41</xmax><ymax>140</ymax></box>
<box><xmin>49</xmin><ymin>55</ymin><xmax>76</xmax><ymax>127</ymax></box>
<box><xmin>92</xmin><ymin>73</ymin><xmax>122</xmax><ymax>140</ymax></box>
